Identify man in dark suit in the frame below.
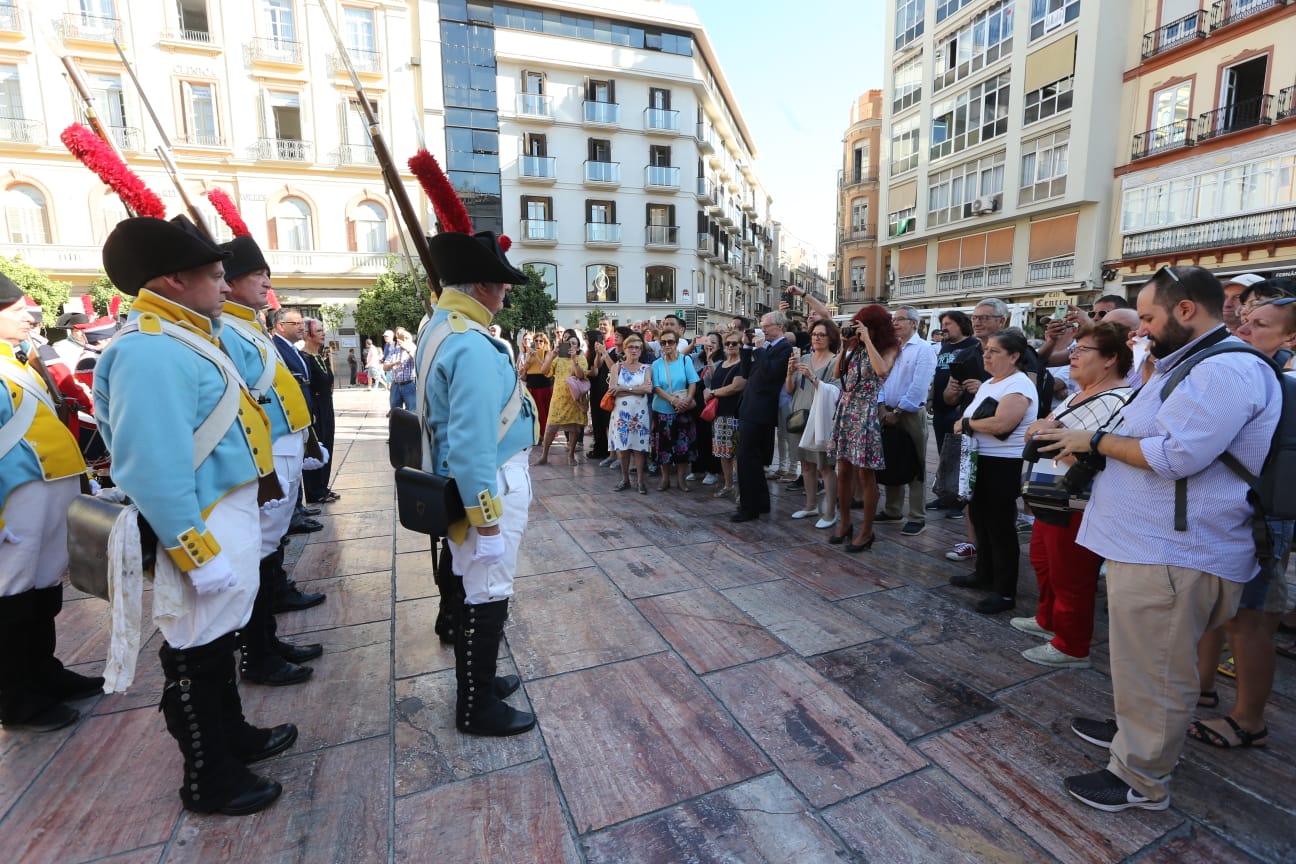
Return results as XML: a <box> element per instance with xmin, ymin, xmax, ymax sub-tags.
<box><xmin>733</xmin><ymin>311</ymin><xmax>795</xmax><ymax>522</ymax></box>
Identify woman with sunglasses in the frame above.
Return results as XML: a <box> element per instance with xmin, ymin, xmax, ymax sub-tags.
<box><xmin>688</xmin><ymin>332</ymin><xmax>724</xmax><ymax>487</ymax></box>
<box><xmin>650</xmin><ymin>333</ymin><xmax>700</xmax><ymax>491</ymax></box>
<box><xmin>609</xmin><ymin>335</ymin><xmax>652</xmax><ymax>493</ymax></box>
<box><xmin>537</xmin><ymin>335</ymin><xmax>588</xmax><ymax>465</ymax></box>
<box><xmin>519</xmin><ymin>332</ymin><xmax>553</xmax><ymax>435</ymax></box>
<box><xmin>703</xmin><ymin>332</ymin><xmax>748</xmax><ymax>498</ymax></box>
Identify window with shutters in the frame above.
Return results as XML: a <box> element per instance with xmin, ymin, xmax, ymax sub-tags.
<box><xmin>351</xmin><ymin>200</ymin><xmax>388</xmax><ymax>252</ymax></box>
<box><xmin>272</xmin><ymin>196</ymin><xmax>312</xmax><ymax>250</ymax></box>
<box><xmin>178</xmin><ymin>80</ymin><xmax>221</xmax><ymax>146</ymax></box>
<box><xmin>3</xmin><ymin>183</ymin><xmax>50</xmax><ymax>244</ymax></box>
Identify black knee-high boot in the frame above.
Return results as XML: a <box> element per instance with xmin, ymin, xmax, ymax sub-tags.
<box><xmin>159</xmin><ymin>636</ymin><xmax>282</xmax><ymax>815</ymax></box>
<box><xmin>238</xmin><ymin>557</ymin><xmax>312</xmax><ymax>686</ymax></box>
<box><xmin>260</xmin><ymin>548</ymin><xmax>323</xmax><ymax>663</ymax></box>
<box><xmin>434</xmin><ymin>543</ymin><xmax>518</xmax><ymax>698</ymax></box>
<box><xmin>31</xmin><ymin>585</ymin><xmax>104</xmax><ymax>700</ymax></box>
<box><xmin>454</xmin><ymin>599</ymin><xmax>534</xmax><ymax>737</ymax></box>
<box><xmin>0</xmin><ymin>591</ymin><xmax>78</xmax><ymax>732</ymax></box>
<box><xmin>214</xmin><ymin>646</ymin><xmax>298</xmax><ymax>763</ymax></box>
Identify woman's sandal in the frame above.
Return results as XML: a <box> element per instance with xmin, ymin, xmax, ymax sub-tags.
<box><xmin>613</xmin><ymin>479</ymin><xmax>630</xmax><ymax>492</ymax></box>
<box><xmin>638</xmin><ymin>481</ymin><xmax>647</xmax><ymax>494</ymax></box>
<box><xmin>829</xmin><ymin>523</ymin><xmax>852</xmax><ymax>546</ymax></box>
<box><xmin>1187</xmin><ymin>716</ymin><xmax>1268</xmax><ymax>748</ymax></box>
<box><xmin>1198</xmin><ymin>690</ymin><xmax>1220</xmax><ymax>708</ymax></box>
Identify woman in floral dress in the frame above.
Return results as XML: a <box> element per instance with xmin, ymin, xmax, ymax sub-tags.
<box><xmin>608</xmin><ymin>334</ymin><xmax>653</xmax><ymax>493</ymax></box>
<box><xmin>828</xmin><ymin>305</ymin><xmax>900</xmax><ymax>552</ymax></box>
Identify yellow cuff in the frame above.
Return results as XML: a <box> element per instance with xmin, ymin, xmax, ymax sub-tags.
<box><xmin>465</xmin><ymin>489</ymin><xmax>503</xmax><ymax>526</ymax></box>
<box><xmin>165</xmin><ymin>527</ymin><xmax>222</xmax><ymax>572</ymax></box>
<box><xmin>448</xmin><ymin>518</ymin><xmax>468</xmax><ymax>545</ymax></box>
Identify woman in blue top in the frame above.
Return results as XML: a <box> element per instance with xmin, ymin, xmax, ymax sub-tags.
<box><xmin>650</xmin><ymin>332</ymin><xmax>700</xmax><ymax>491</ymax></box>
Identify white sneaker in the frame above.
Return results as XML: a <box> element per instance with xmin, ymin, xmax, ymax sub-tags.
<box><xmin>815</xmin><ymin>515</ymin><xmax>838</xmax><ymax>529</ymax></box>
<box><xmin>791</xmin><ymin>509</ymin><xmax>818</xmax><ymax>519</ymax></box>
<box><xmin>764</xmin><ymin>467</ymin><xmax>779</xmax><ymax>479</ymax></box>
<box><xmin>1022</xmin><ymin>642</ymin><xmax>1091</xmax><ymax>669</ymax></box>
<box><xmin>1010</xmin><ymin>617</ymin><xmax>1055</xmax><ymax>639</ymax></box>
<box><xmin>702</xmin><ymin>473</ymin><xmax>719</xmax><ymax>485</ymax></box>
<box><xmin>685</xmin><ymin>472</ymin><xmax>699</xmax><ymax>481</ymax></box>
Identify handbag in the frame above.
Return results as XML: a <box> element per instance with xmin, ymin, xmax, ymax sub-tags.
<box><xmin>785</xmin><ymin>408</ymin><xmax>809</xmax><ymax>433</ymax></box>
<box><xmin>700</xmin><ymin>397</ymin><xmax>718</xmax><ymax>422</ymax></box>
<box><xmin>876</xmin><ymin>424</ymin><xmax>919</xmax><ymax>486</ymax></box>
<box><xmin>1021</xmin><ymin>391</ymin><xmax>1128</xmax><ymax>512</ymax></box>
<box><xmin>65</xmin><ymin>495</ymin><xmax>158</xmax><ymax>601</ymax></box>
<box><xmin>395</xmin><ymin>467</ymin><xmax>466</xmax><ymax>537</ymax></box>
<box><xmin>357</xmin><ymin>371</ymin><xmax>369</xmax><ymax>385</ymax></box>
<box><xmin>600</xmin><ymin>389</ymin><xmax>615</xmax><ymax>412</ymax></box>
<box><xmin>932</xmin><ymin>434</ymin><xmax>969</xmax><ymax>507</ymax></box>
<box><xmin>566</xmin><ymin>374</ymin><xmax>590</xmax><ymax>402</ymax></box>
<box><xmin>662</xmin><ymin>359</ymin><xmax>694</xmax><ymax>411</ymax></box>
<box><xmin>969</xmin><ymin>397</ymin><xmax>1012</xmax><ymax>440</ymax></box>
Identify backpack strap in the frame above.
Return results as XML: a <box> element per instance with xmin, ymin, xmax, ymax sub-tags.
<box><xmin>1160</xmin><ymin>342</ymin><xmax>1279</xmax><ymax>530</ymax></box>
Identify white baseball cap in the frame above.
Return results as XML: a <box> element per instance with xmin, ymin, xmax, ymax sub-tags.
<box><xmin>1224</xmin><ymin>273</ymin><xmax>1265</xmax><ymax>288</ymax></box>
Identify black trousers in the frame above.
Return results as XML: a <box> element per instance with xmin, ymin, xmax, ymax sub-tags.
<box><xmin>588</xmin><ymin>380</ymin><xmax>611</xmax><ymax>457</ymax></box>
<box><xmin>969</xmin><ymin>455</ymin><xmax>1023</xmax><ymax>597</ymax></box>
<box><xmin>303</xmin><ymin>401</ymin><xmax>336</xmax><ymax>501</ymax></box>
<box><xmin>736</xmin><ymin>420</ymin><xmax>775</xmax><ymax>514</ymax></box>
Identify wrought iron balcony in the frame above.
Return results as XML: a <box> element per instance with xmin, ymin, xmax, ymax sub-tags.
<box><xmin>161</xmin><ymin>27</ymin><xmax>213</xmax><ymax>44</ymax></box>
<box><xmin>108</xmin><ymin>126</ymin><xmax>141</xmax><ymax>151</ymax></box>
<box><xmin>1027</xmin><ymin>256</ymin><xmax>1075</xmax><ymax>283</ymax></box>
<box><xmin>644</xmin><ymin>165</ymin><xmax>679</xmax><ymax>188</ymax></box>
<box><xmin>584</xmin><ymin>222</ymin><xmax>621</xmax><ymax>244</ymax></box>
<box><xmin>583</xmin><ymin>160</ymin><xmax>620</xmax><ymax>184</ymax></box>
<box><xmin>1122</xmin><ymin>206</ymin><xmax>1296</xmax><ymax>257</ymax></box>
<box><xmin>1211</xmin><ymin>0</ymin><xmax>1284</xmax><ymax>31</ymax></box>
<box><xmin>520</xmin><ymin>219</ymin><xmax>558</xmax><ymax>243</ymax></box>
<box><xmin>1141</xmin><ymin>11</ymin><xmax>1206</xmax><ymax>59</ymax></box>
<box><xmin>257</xmin><ymin>137</ymin><xmax>311</xmax><ymax>161</ymax></box>
<box><xmin>516</xmin><ymin>94</ymin><xmax>553</xmax><ymax>118</ymax></box>
<box><xmin>1131</xmin><ymin>118</ymin><xmax>1195</xmax><ymax>160</ymax></box>
<box><xmin>645</xmin><ymin>226</ymin><xmax>679</xmax><ymax>247</ymax></box>
<box><xmin>0</xmin><ymin>117</ymin><xmax>43</xmax><ymax>144</ymax></box>
<box><xmin>331</xmin><ymin>47</ymin><xmax>382</xmax><ymax>74</ymax></box>
<box><xmin>0</xmin><ymin>4</ymin><xmax>23</xmax><ymax>32</ymax></box>
<box><xmin>176</xmin><ymin>132</ymin><xmax>225</xmax><ymax>147</ymax></box>
<box><xmin>1195</xmin><ymin>94</ymin><xmax>1272</xmax><ymax>143</ymax></box>
<box><xmin>247</xmin><ymin>37</ymin><xmax>302</xmax><ymax>65</ymax></box>
<box><xmin>582</xmin><ymin>100</ymin><xmax>619</xmax><ymax>125</ymax></box>
<box><xmin>58</xmin><ymin>13</ymin><xmax>121</xmax><ymax>42</ymax></box>
<box><xmin>339</xmin><ymin>143</ymin><xmax>377</xmax><ymax>165</ymax></box>
<box><xmin>519</xmin><ymin>155</ymin><xmax>556</xmax><ymax>180</ymax></box>
<box><xmin>1278</xmin><ymin>85</ymin><xmax>1294</xmax><ymax>121</ymax></box>
<box><xmin>644</xmin><ymin>108</ymin><xmax>679</xmax><ymax>133</ymax></box>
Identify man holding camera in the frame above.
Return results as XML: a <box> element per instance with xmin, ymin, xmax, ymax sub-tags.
<box><xmin>1035</xmin><ymin>265</ymin><xmax>1280</xmax><ymax>813</ymax></box>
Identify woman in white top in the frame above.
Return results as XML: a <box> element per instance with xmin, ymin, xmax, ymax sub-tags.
<box><xmin>950</xmin><ymin>329</ymin><xmax>1037</xmax><ymax>615</ymax></box>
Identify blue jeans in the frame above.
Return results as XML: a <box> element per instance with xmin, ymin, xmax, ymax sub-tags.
<box><xmin>389</xmin><ymin>380</ymin><xmax>416</xmax><ymax>412</ymax></box>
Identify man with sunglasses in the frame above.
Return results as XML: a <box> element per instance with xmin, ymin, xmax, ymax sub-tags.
<box><xmin>1034</xmin><ymin>264</ymin><xmax>1281</xmax><ymax>814</ymax></box>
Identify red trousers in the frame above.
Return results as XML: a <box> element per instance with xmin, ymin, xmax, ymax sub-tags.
<box><xmin>528</xmin><ymin>385</ymin><xmax>552</xmax><ymax>434</ymax></box>
<box><xmin>1029</xmin><ymin>512</ymin><xmax>1102</xmax><ymax>658</ymax></box>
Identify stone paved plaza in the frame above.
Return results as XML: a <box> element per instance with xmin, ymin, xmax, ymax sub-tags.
<box><xmin>0</xmin><ymin>387</ymin><xmax>1292</xmax><ymax>863</ymax></box>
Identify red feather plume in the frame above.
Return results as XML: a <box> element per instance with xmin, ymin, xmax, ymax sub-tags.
<box><xmin>81</xmin><ymin>294</ymin><xmax>95</xmax><ymax>316</ymax></box>
<box><xmin>408</xmin><ymin>149</ymin><xmax>473</xmax><ymax>234</ymax></box>
<box><xmin>60</xmin><ymin>123</ymin><xmax>166</xmax><ymax>219</ymax></box>
<box><xmin>498</xmin><ymin>235</ymin><xmax>512</xmax><ymax>252</ymax></box>
<box><xmin>206</xmin><ymin>188</ymin><xmax>250</xmax><ymax>237</ymax></box>
<box><xmin>108</xmin><ymin>296</ymin><xmax>122</xmax><ymax>318</ymax></box>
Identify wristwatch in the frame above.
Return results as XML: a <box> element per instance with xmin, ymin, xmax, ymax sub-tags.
<box><xmin>1089</xmin><ymin>430</ymin><xmax>1107</xmax><ymax>454</ymax></box>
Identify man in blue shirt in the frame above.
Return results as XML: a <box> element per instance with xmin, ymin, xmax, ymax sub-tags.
<box><xmin>877</xmin><ymin>305</ymin><xmax>937</xmax><ymax>535</ymax></box>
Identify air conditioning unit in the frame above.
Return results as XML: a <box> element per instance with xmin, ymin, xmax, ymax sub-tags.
<box><xmin>970</xmin><ymin>194</ymin><xmax>1001</xmax><ymax>215</ymax></box>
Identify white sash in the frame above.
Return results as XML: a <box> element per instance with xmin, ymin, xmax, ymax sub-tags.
<box><xmin>220</xmin><ymin>316</ymin><xmax>279</xmax><ymax>399</ymax></box>
<box><xmin>0</xmin><ymin>357</ymin><xmax>55</xmax><ymax>463</ymax></box>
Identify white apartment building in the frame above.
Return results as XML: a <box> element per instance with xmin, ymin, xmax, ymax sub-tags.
<box><xmin>879</xmin><ymin>0</ymin><xmax>1127</xmax><ymax>320</ymax></box>
<box><xmin>416</xmin><ymin>0</ymin><xmax>776</xmax><ymax>333</ymax></box>
<box><xmin>0</xmin><ymin>0</ymin><xmax>420</xmax><ymax>317</ymax></box>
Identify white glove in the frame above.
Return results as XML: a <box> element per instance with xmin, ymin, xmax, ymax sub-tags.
<box><xmin>94</xmin><ymin>485</ymin><xmax>128</xmax><ymax>504</ymax></box>
<box><xmin>302</xmin><ymin>456</ymin><xmax>324</xmax><ymax>471</ymax></box>
<box><xmin>318</xmin><ymin>444</ymin><xmax>330</xmax><ymax>465</ymax></box>
<box><xmin>0</xmin><ymin>528</ymin><xmax>22</xmax><ymax>545</ymax></box>
<box><xmin>88</xmin><ymin>479</ymin><xmax>102</xmax><ymax>495</ymax></box>
<box><xmin>188</xmin><ymin>555</ymin><xmax>239</xmax><ymax>596</ymax></box>
<box><xmin>471</xmin><ymin>532</ymin><xmax>505</xmax><ymax>566</ymax></box>
<box><xmin>259</xmin><ymin>495</ymin><xmax>290</xmax><ymax>513</ymax></box>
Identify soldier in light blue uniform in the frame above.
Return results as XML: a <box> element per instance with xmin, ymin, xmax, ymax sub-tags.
<box><xmin>95</xmin><ymin>216</ymin><xmax>295</xmax><ymax>817</ymax></box>
<box><xmin>419</xmin><ymin>230</ymin><xmax>539</xmax><ymax>737</ymax></box>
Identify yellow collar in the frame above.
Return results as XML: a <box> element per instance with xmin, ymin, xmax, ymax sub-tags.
<box><xmin>436</xmin><ymin>290</ymin><xmax>493</xmax><ymax>327</ymax></box>
<box><xmin>0</xmin><ymin>342</ymin><xmax>18</xmax><ymax>363</ymax></box>
<box><xmin>221</xmin><ymin>301</ymin><xmax>263</xmax><ymax>327</ymax></box>
<box><xmin>132</xmin><ymin>289</ymin><xmax>220</xmax><ymax>343</ymax></box>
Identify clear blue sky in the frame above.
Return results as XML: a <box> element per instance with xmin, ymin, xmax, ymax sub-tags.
<box><xmin>688</xmin><ymin>0</ymin><xmax>886</xmax><ymax>269</ymax></box>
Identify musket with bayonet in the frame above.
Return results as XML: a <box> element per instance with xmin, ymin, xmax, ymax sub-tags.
<box><xmin>314</xmin><ymin>0</ymin><xmax>436</xmax><ymax>311</ymax></box>
<box><xmin>112</xmin><ymin>38</ymin><xmax>214</xmax><ymax>239</ymax></box>
<box><xmin>48</xmin><ymin>45</ymin><xmax>137</xmax><ymax>214</ymax></box>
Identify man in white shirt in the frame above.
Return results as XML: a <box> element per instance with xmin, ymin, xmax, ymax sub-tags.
<box><xmin>877</xmin><ymin>306</ymin><xmax>938</xmax><ymax>534</ymax></box>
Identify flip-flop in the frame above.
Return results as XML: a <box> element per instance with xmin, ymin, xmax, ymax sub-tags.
<box><xmin>1187</xmin><ymin>716</ymin><xmax>1268</xmax><ymax>749</ymax></box>
<box><xmin>1217</xmin><ymin>657</ymin><xmax>1237</xmax><ymax>678</ymax></box>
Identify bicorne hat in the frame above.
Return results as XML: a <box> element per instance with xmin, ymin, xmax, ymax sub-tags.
<box><xmin>220</xmin><ymin>235</ymin><xmax>271</xmax><ymax>282</ymax></box>
<box><xmin>0</xmin><ymin>273</ymin><xmax>21</xmax><ymax>309</ymax></box>
<box><xmin>425</xmin><ymin>231</ymin><xmax>527</xmax><ymax>287</ymax></box>
<box><xmin>102</xmin><ymin>215</ymin><xmax>230</xmax><ymax>296</ymax></box>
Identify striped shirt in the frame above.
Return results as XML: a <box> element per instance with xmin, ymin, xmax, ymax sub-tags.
<box><xmin>1077</xmin><ymin>326</ymin><xmax>1281</xmax><ymax>583</ymax></box>
<box><xmin>385</xmin><ymin>343</ymin><xmax>416</xmax><ymax>384</ymax></box>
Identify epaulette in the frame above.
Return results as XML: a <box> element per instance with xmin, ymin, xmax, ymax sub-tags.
<box><xmin>137</xmin><ymin>313</ymin><xmax>163</xmax><ymax>335</ymax></box>
<box><xmin>447</xmin><ymin>312</ymin><xmax>469</xmax><ymax>334</ymax></box>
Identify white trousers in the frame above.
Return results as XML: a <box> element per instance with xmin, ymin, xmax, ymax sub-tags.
<box><xmin>0</xmin><ymin>476</ymin><xmax>81</xmax><ymax>595</ymax></box>
<box><xmin>153</xmin><ymin>482</ymin><xmax>260</xmax><ymax>649</ymax></box>
<box><xmin>260</xmin><ymin>431</ymin><xmax>305</xmax><ymax>557</ymax></box>
<box><xmin>449</xmin><ymin>451</ymin><xmax>532</xmax><ymax>605</ymax></box>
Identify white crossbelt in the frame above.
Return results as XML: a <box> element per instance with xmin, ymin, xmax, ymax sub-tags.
<box><xmin>220</xmin><ymin>316</ymin><xmax>279</xmax><ymax>400</ymax></box>
<box><xmin>0</xmin><ymin>356</ymin><xmax>56</xmax><ymax>463</ymax></box>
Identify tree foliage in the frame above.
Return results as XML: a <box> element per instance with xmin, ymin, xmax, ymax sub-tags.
<box><xmin>0</xmin><ymin>255</ymin><xmax>71</xmax><ymax>318</ymax></box>
<box><xmin>493</xmin><ymin>265</ymin><xmax>556</xmax><ymax>338</ymax></box>
<box><xmin>353</xmin><ymin>258</ymin><xmax>426</xmax><ymax>340</ymax></box>
<box><xmin>88</xmin><ymin>274</ymin><xmax>133</xmax><ymax>317</ymax></box>
<box><xmin>584</xmin><ymin>306</ymin><xmax>606</xmax><ymax>332</ymax></box>
<box><xmin>319</xmin><ymin>302</ymin><xmax>346</xmax><ymax>335</ymax></box>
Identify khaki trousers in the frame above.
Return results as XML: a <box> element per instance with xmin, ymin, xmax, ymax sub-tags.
<box><xmin>882</xmin><ymin>408</ymin><xmax>928</xmax><ymax>523</ymax></box>
<box><xmin>1106</xmin><ymin>561</ymin><xmax>1243</xmax><ymax>801</ymax></box>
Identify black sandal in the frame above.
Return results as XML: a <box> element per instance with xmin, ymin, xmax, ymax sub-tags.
<box><xmin>1198</xmin><ymin>690</ymin><xmax>1219</xmax><ymax>708</ymax></box>
<box><xmin>1187</xmin><ymin>716</ymin><xmax>1268</xmax><ymax>748</ymax></box>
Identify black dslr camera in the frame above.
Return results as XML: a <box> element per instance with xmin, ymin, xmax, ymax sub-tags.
<box><xmin>841</xmin><ymin>324</ymin><xmax>858</xmax><ymax>340</ymax></box>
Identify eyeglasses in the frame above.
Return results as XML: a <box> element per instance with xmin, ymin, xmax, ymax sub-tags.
<box><xmin>1069</xmin><ymin>345</ymin><xmax>1101</xmax><ymax>355</ymax></box>
<box><xmin>1094</xmin><ymin>310</ymin><xmax>1108</xmax><ymax>319</ymax></box>
<box><xmin>970</xmin><ymin>314</ymin><xmax>1002</xmax><ymax>322</ymax></box>
<box><xmin>660</xmin><ymin>339</ymin><xmax>677</xmax><ymax>346</ymax></box>
<box><xmin>724</xmin><ymin>341</ymin><xmax>741</xmax><ymax>347</ymax></box>
<box><xmin>893</xmin><ymin>317</ymin><xmax>917</xmax><ymax>323</ymax></box>
<box><xmin>1258</xmin><ymin>297</ymin><xmax>1296</xmax><ymax>308</ymax></box>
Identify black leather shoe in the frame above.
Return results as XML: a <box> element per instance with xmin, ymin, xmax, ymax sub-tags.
<box><xmin>286</xmin><ymin>518</ymin><xmax>323</xmax><ymax>535</ymax></box>
<box><xmin>730</xmin><ymin>510</ymin><xmax>760</xmax><ymax>523</ymax></box>
<box><xmin>300</xmin><ymin>506</ymin><xmax>322</xmax><ymax>517</ymax></box>
<box><xmin>241</xmin><ymin>724</ymin><xmax>299</xmax><ymax>764</ymax></box>
<box><xmin>241</xmin><ymin>661</ymin><xmax>313</xmax><ymax>687</ymax></box>
<box><xmin>949</xmin><ymin>573</ymin><xmax>992</xmax><ymax>589</ymax></box>
<box><xmin>272</xmin><ymin>586</ymin><xmax>326</xmax><ymax>614</ymax></box>
<box><xmin>47</xmin><ymin>668</ymin><xmax>105</xmax><ymax>701</ymax></box>
<box><xmin>845</xmin><ymin>535</ymin><xmax>875</xmax><ymax>553</ymax></box>
<box><xmin>1</xmin><ymin>702</ymin><xmax>79</xmax><ymax>733</ymax></box>
<box><xmin>215</xmin><ymin>776</ymin><xmax>283</xmax><ymax>816</ymax></box>
<box><xmin>976</xmin><ymin>594</ymin><xmax>1016</xmax><ymax>614</ymax></box>
<box><xmin>494</xmin><ymin>675</ymin><xmax>520</xmax><ymax>699</ymax></box>
<box><xmin>276</xmin><ymin>640</ymin><xmax>323</xmax><ymax>662</ymax></box>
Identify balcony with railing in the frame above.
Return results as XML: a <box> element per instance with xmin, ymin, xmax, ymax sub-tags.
<box><xmin>1278</xmin><ymin>85</ymin><xmax>1294</xmax><ymax>121</ymax></box>
<box><xmin>582</xmin><ymin>100</ymin><xmax>619</xmax><ymax>125</ymax></box>
<box><xmin>585</xmin><ymin>222</ymin><xmax>622</xmax><ymax>245</ymax></box>
<box><xmin>246</xmin><ymin>37</ymin><xmax>302</xmax><ymax>65</ymax></box>
<box><xmin>936</xmin><ymin>271</ymin><xmax>960</xmax><ymax>293</ymax></box>
<box><xmin>1211</xmin><ymin>0</ymin><xmax>1284</xmax><ymax>31</ymax></box>
<box><xmin>644</xmin><ymin>108</ymin><xmax>680</xmax><ymax>134</ymax></box>
<box><xmin>0</xmin><ymin>244</ymin><xmax>101</xmax><ymax>272</ymax></box>
<box><xmin>511</xmin><ymin>155</ymin><xmax>553</xmax><ymax>183</ymax></box>
<box><xmin>257</xmin><ymin>137</ymin><xmax>311</xmax><ymax>161</ymax></box>
<box><xmin>108</xmin><ymin>126</ymin><xmax>142</xmax><ymax>151</ymax></box>
<box><xmin>697</xmin><ymin>233</ymin><xmax>717</xmax><ymax>258</ymax></box>
<box><xmin>897</xmin><ymin>275</ymin><xmax>927</xmax><ymax>297</ymax></box>
<box><xmin>1131</xmin><ymin>118</ymin><xmax>1195</xmax><ymax>160</ymax></box>
<box><xmin>339</xmin><ymin>143</ymin><xmax>377</xmax><ymax>165</ymax></box>
<box><xmin>264</xmin><ymin>250</ymin><xmax>389</xmax><ymax>276</ymax></box>
<box><xmin>644</xmin><ymin>165</ymin><xmax>680</xmax><ymax>189</ymax></box>
<box><xmin>645</xmin><ymin>225</ymin><xmax>679</xmax><ymax>247</ymax></box>
<box><xmin>1196</xmin><ymin>94</ymin><xmax>1272</xmax><ymax>142</ymax></box>
<box><xmin>1141</xmin><ymin>11</ymin><xmax>1206</xmax><ymax>59</ymax></box>
<box><xmin>583</xmin><ymin>160</ymin><xmax>620</xmax><ymax>185</ymax></box>
<box><xmin>519</xmin><ymin>219</ymin><xmax>558</xmax><ymax>244</ymax></box>
<box><xmin>161</xmin><ymin>27</ymin><xmax>214</xmax><ymax>45</ymax></box>
<box><xmin>1122</xmin><ymin>205</ymin><xmax>1296</xmax><ymax>257</ymax></box>
<box><xmin>1027</xmin><ymin>256</ymin><xmax>1075</xmax><ymax>283</ymax></box>
<box><xmin>695</xmin><ymin>122</ymin><xmax>716</xmax><ymax>153</ymax></box>
<box><xmin>0</xmin><ymin>4</ymin><xmax>23</xmax><ymax>33</ymax></box>
<box><xmin>330</xmin><ymin>47</ymin><xmax>383</xmax><ymax>75</ymax></box>
<box><xmin>0</xmin><ymin>117</ymin><xmax>43</xmax><ymax>144</ymax></box>
<box><xmin>176</xmin><ymin>132</ymin><xmax>225</xmax><ymax>147</ymax></box>
<box><xmin>516</xmin><ymin>93</ymin><xmax>553</xmax><ymax>119</ymax></box>
<box><xmin>58</xmin><ymin>13</ymin><xmax>122</xmax><ymax>43</ymax></box>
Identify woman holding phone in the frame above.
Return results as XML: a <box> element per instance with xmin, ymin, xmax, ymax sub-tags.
<box><xmin>538</xmin><ymin>335</ymin><xmax>588</xmax><ymax>465</ymax></box>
